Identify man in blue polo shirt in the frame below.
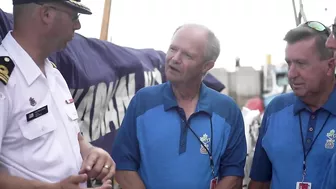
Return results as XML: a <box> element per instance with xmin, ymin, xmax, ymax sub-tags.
<box><xmin>248</xmin><ymin>21</ymin><xmax>336</xmax><ymax>189</ymax></box>
<box><xmin>111</xmin><ymin>24</ymin><xmax>247</xmax><ymax>189</ymax></box>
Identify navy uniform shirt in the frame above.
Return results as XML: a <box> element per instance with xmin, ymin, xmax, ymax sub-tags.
<box><xmin>0</xmin><ymin>32</ymin><xmax>84</xmax><ymax>185</ymax></box>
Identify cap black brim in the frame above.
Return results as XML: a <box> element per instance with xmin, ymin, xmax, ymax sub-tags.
<box><xmin>63</xmin><ymin>1</ymin><xmax>92</xmax><ymax>15</ymax></box>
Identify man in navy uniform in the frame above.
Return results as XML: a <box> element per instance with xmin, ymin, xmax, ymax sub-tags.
<box><xmin>0</xmin><ymin>0</ymin><xmax>115</xmax><ymax>188</ymax></box>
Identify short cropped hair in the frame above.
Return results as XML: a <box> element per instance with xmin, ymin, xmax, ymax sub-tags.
<box><xmin>13</xmin><ymin>3</ymin><xmax>38</xmax><ymax>29</ymax></box>
<box><xmin>284</xmin><ymin>25</ymin><xmax>333</xmax><ymax>60</ymax></box>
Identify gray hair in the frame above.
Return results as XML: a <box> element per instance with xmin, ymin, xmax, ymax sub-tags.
<box><xmin>284</xmin><ymin>25</ymin><xmax>333</xmax><ymax>60</ymax></box>
<box><xmin>174</xmin><ymin>24</ymin><xmax>221</xmax><ymax>62</ymax></box>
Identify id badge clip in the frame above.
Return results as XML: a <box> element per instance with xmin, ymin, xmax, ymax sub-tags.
<box><xmin>210</xmin><ymin>177</ymin><xmax>218</xmax><ymax>189</ymax></box>
<box><xmin>296</xmin><ymin>182</ymin><xmax>312</xmax><ymax>189</ymax></box>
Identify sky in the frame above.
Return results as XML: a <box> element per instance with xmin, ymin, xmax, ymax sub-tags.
<box><xmin>1</xmin><ymin>0</ymin><xmax>336</xmax><ymax>71</ymax></box>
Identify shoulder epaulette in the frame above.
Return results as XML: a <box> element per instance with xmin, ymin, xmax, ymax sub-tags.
<box><xmin>0</xmin><ymin>56</ymin><xmax>15</xmax><ymax>85</ymax></box>
<box><xmin>51</xmin><ymin>62</ymin><xmax>57</xmax><ymax>69</ymax></box>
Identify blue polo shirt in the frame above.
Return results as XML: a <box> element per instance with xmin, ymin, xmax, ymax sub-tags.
<box><xmin>250</xmin><ymin>88</ymin><xmax>336</xmax><ymax>189</ymax></box>
<box><xmin>321</xmin><ymin>152</ymin><xmax>336</xmax><ymax>188</ymax></box>
<box><xmin>112</xmin><ymin>82</ymin><xmax>246</xmax><ymax>189</ymax></box>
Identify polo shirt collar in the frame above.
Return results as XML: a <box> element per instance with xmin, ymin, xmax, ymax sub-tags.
<box><xmin>163</xmin><ymin>82</ymin><xmax>212</xmax><ymax>115</ymax></box>
<box><xmin>293</xmin><ymin>85</ymin><xmax>336</xmax><ymax>116</ymax></box>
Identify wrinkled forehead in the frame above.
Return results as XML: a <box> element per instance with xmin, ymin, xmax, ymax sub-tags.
<box><xmin>173</xmin><ymin>27</ymin><xmax>207</xmax><ymax>46</ymax></box>
<box><xmin>285</xmin><ymin>38</ymin><xmax>317</xmax><ymax>59</ymax></box>
<box><xmin>172</xmin><ymin>28</ymin><xmax>207</xmax><ymax>54</ymax></box>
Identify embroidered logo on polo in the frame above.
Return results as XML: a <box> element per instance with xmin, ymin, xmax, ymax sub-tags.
<box><xmin>200</xmin><ymin>133</ymin><xmax>211</xmax><ymax>154</ymax></box>
<box><xmin>325</xmin><ymin>129</ymin><xmax>336</xmax><ymax>149</ymax></box>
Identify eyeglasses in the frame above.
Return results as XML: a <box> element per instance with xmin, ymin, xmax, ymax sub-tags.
<box><xmin>35</xmin><ymin>3</ymin><xmax>80</xmax><ymax>21</ymax></box>
<box><xmin>301</xmin><ymin>21</ymin><xmax>331</xmax><ymax>36</ymax></box>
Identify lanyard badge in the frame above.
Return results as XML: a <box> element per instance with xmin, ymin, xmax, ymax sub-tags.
<box><xmin>296</xmin><ymin>182</ymin><xmax>312</xmax><ymax>189</ymax></box>
<box><xmin>190</xmin><ymin>120</ymin><xmax>216</xmax><ymax>189</ymax></box>
<box><xmin>178</xmin><ymin>110</ymin><xmax>216</xmax><ymax>188</ymax></box>
<box><xmin>297</xmin><ymin>112</ymin><xmax>331</xmax><ymax>188</ymax></box>
<box><xmin>210</xmin><ymin>177</ymin><xmax>218</xmax><ymax>189</ymax></box>
<box><xmin>181</xmin><ymin>112</ymin><xmax>215</xmax><ymax>178</ymax></box>
<box><xmin>188</xmin><ymin>118</ymin><xmax>215</xmax><ymax>177</ymax></box>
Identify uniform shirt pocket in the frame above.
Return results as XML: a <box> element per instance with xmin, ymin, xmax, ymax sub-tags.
<box><xmin>17</xmin><ymin>108</ymin><xmax>63</xmax><ymax>170</ymax></box>
<box><xmin>19</xmin><ymin>112</ymin><xmax>56</xmax><ymax>140</ymax></box>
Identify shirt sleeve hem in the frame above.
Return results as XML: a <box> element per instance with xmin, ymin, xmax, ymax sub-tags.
<box><xmin>249</xmin><ymin>174</ymin><xmax>272</xmax><ymax>182</ymax></box>
<box><xmin>220</xmin><ymin>168</ymin><xmax>245</xmax><ymax>178</ymax></box>
<box><xmin>116</xmin><ymin>163</ymin><xmax>138</xmax><ymax>171</ymax></box>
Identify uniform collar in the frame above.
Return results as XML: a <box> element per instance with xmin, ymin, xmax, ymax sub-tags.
<box><xmin>293</xmin><ymin>85</ymin><xmax>336</xmax><ymax>116</ymax></box>
<box><xmin>2</xmin><ymin>31</ymin><xmax>43</xmax><ymax>86</ymax></box>
<box><xmin>44</xmin><ymin>59</ymin><xmax>58</xmax><ymax>91</ymax></box>
<box><xmin>163</xmin><ymin>81</ymin><xmax>212</xmax><ymax>115</ymax></box>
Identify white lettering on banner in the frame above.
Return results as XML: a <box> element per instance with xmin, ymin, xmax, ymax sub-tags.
<box><xmin>114</xmin><ymin>73</ymin><xmax>135</xmax><ymax>132</ymax></box>
<box><xmin>72</xmin><ymin>69</ymin><xmax>162</xmax><ymax>142</ymax></box>
<box><xmin>144</xmin><ymin>71</ymin><xmax>152</xmax><ymax>87</ymax></box>
<box><xmin>74</xmin><ymin>85</ymin><xmax>95</xmax><ymax>141</ymax></box>
<box><xmin>144</xmin><ymin>68</ymin><xmax>162</xmax><ymax>87</ymax></box>
<box><xmin>71</xmin><ymin>88</ymin><xmax>84</xmax><ymax>102</ymax></box>
<box><xmin>91</xmin><ymin>82</ymin><xmax>112</xmax><ymax>141</ymax></box>
<box><xmin>104</xmin><ymin>84</ymin><xmax>118</xmax><ymax>134</ymax></box>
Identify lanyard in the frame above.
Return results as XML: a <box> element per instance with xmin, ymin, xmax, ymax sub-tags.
<box><xmin>180</xmin><ymin>112</ymin><xmax>214</xmax><ymax>178</ymax></box>
<box><xmin>187</xmin><ymin>118</ymin><xmax>214</xmax><ymax>177</ymax></box>
<box><xmin>299</xmin><ymin>112</ymin><xmax>331</xmax><ymax>182</ymax></box>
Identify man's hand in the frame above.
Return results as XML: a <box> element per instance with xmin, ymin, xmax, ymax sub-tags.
<box><xmin>79</xmin><ymin>147</ymin><xmax>116</xmax><ymax>183</ymax></box>
<box><xmin>55</xmin><ymin>174</ymin><xmax>112</xmax><ymax>189</ymax></box>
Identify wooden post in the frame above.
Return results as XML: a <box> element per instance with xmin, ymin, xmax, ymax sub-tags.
<box><xmin>100</xmin><ymin>0</ymin><xmax>112</xmax><ymax>41</ymax></box>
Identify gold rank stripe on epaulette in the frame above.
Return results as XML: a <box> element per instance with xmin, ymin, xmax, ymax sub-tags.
<box><xmin>51</xmin><ymin>62</ymin><xmax>57</xmax><ymax>69</ymax></box>
<box><xmin>0</xmin><ymin>56</ymin><xmax>15</xmax><ymax>85</ymax></box>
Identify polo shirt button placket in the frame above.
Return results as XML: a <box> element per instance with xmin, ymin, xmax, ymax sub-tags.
<box><xmin>306</xmin><ymin>138</ymin><xmax>312</xmax><ymax>144</ymax></box>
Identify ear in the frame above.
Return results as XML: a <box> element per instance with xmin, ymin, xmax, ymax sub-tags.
<box><xmin>39</xmin><ymin>5</ymin><xmax>54</xmax><ymax>25</ymax></box>
<box><xmin>202</xmin><ymin>60</ymin><xmax>215</xmax><ymax>75</ymax></box>
<box><xmin>326</xmin><ymin>58</ymin><xmax>336</xmax><ymax>76</ymax></box>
